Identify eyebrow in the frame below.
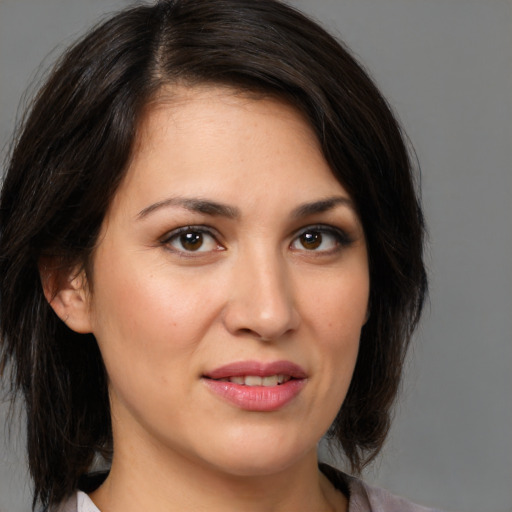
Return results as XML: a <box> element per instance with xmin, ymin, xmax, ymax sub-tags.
<box><xmin>137</xmin><ymin>197</ymin><xmax>240</xmax><ymax>220</ymax></box>
<box><xmin>136</xmin><ymin>195</ymin><xmax>354</xmax><ymax>220</ymax></box>
<box><xmin>290</xmin><ymin>196</ymin><xmax>355</xmax><ymax>218</ymax></box>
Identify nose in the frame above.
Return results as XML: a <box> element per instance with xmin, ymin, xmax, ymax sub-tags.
<box><xmin>222</xmin><ymin>248</ymin><xmax>300</xmax><ymax>341</ymax></box>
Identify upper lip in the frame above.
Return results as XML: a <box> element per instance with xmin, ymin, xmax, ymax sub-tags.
<box><xmin>203</xmin><ymin>360</ymin><xmax>307</xmax><ymax>380</ymax></box>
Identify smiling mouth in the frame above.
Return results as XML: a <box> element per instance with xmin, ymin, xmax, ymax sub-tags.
<box><xmin>208</xmin><ymin>375</ymin><xmax>293</xmax><ymax>386</ymax></box>
<box><xmin>203</xmin><ymin>360</ymin><xmax>307</xmax><ymax>385</ymax></box>
<box><xmin>203</xmin><ymin>367</ymin><xmax>306</xmax><ymax>411</ymax></box>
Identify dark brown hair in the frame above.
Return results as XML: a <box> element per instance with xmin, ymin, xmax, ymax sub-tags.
<box><xmin>0</xmin><ymin>0</ymin><xmax>427</xmax><ymax>509</ymax></box>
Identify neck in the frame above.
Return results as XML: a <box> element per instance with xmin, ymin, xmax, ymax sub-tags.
<box><xmin>89</xmin><ymin>442</ymin><xmax>347</xmax><ymax>512</ymax></box>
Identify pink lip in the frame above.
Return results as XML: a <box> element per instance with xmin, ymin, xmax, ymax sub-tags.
<box><xmin>202</xmin><ymin>360</ymin><xmax>307</xmax><ymax>412</ymax></box>
<box><xmin>204</xmin><ymin>360</ymin><xmax>307</xmax><ymax>380</ymax></box>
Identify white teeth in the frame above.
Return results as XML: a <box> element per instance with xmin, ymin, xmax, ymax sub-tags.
<box><xmin>262</xmin><ymin>375</ymin><xmax>279</xmax><ymax>386</ymax></box>
<box><xmin>244</xmin><ymin>376</ymin><xmax>263</xmax><ymax>386</ymax></box>
<box><xmin>224</xmin><ymin>375</ymin><xmax>291</xmax><ymax>386</ymax></box>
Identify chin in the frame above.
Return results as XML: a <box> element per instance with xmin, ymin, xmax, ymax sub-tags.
<box><xmin>196</xmin><ymin>428</ymin><xmax>317</xmax><ymax>478</ymax></box>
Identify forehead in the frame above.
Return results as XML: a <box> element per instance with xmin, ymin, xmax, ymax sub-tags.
<box><xmin>137</xmin><ymin>84</ymin><xmax>321</xmax><ymax>154</ymax></box>
<box><xmin>111</xmin><ymin>85</ymin><xmax>348</xmax><ymax>217</ymax></box>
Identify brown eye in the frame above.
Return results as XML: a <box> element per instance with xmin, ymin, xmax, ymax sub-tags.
<box><xmin>299</xmin><ymin>232</ymin><xmax>322</xmax><ymax>250</ymax></box>
<box><xmin>290</xmin><ymin>225</ymin><xmax>349</xmax><ymax>253</ymax></box>
<box><xmin>165</xmin><ymin>227</ymin><xmax>222</xmax><ymax>254</ymax></box>
<box><xmin>180</xmin><ymin>232</ymin><xmax>203</xmax><ymax>251</ymax></box>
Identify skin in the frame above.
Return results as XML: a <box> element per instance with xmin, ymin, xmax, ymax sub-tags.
<box><xmin>50</xmin><ymin>86</ymin><xmax>369</xmax><ymax>512</ymax></box>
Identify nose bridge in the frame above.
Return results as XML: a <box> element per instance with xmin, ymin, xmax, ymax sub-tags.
<box><xmin>224</xmin><ymin>240</ymin><xmax>300</xmax><ymax>340</ymax></box>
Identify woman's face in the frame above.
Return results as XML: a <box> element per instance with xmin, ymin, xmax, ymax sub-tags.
<box><xmin>84</xmin><ymin>86</ymin><xmax>369</xmax><ymax>477</ymax></box>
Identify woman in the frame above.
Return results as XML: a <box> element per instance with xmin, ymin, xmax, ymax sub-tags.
<box><xmin>0</xmin><ymin>1</ymin><xmax>432</xmax><ymax>511</ymax></box>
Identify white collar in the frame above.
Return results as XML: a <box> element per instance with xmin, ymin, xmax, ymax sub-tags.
<box><xmin>76</xmin><ymin>491</ymin><xmax>101</xmax><ymax>512</ymax></box>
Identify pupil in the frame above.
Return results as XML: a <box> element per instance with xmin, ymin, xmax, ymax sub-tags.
<box><xmin>181</xmin><ymin>232</ymin><xmax>203</xmax><ymax>251</ymax></box>
<box><xmin>301</xmin><ymin>232</ymin><xmax>321</xmax><ymax>250</ymax></box>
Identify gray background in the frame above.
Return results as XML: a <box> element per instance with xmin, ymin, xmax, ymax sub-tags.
<box><xmin>1</xmin><ymin>1</ymin><xmax>511</xmax><ymax>511</ymax></box>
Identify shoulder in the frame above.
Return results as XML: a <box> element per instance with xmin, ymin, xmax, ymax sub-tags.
<box><xmin>49</xmin><ymin>491</ymin><xmax>100</xmax><ymax>512</ymax></box>
<box><xmin>47</xmin><ymin>494</ymin><xmax>77</xmax><ymax>512</ymax></box>
<box><xmin>320</xmin><ymin>463</ymin><xmax>445</xmax><ymax>512</ymax></box>
<box><xmin>346</xmin><ymin>475</ymin><xmax>445</xmax><ymax>512</ymax></box>
<box><xmin>48</xmin><ymin>472</ymin><xmax>107</xmax><ymax>512</ymax></box>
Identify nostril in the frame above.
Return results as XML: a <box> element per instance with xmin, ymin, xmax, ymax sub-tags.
<box><xmin>221</xmin><ymin>283</ymin><xmax>300</xmax><ymax>341</ymax></box>
<box><xmin>237</xmin><ymin>327</ymin><xmax>272</xmax><ymax>341</ymax></box>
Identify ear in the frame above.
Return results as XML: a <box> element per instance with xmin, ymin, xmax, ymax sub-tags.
<box><xmin>39</xmin><ymin>259</ymin><xmax>93</xmax><ymax>334</ymax></box>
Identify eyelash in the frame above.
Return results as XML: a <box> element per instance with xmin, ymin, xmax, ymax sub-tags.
<box><xmin>160</xmin><ymin>225</ymin><xmax>224</xmax><ymax>256</ymax></box>
<box><xmin>160</xmin><ymin>224</ymin><xmax>353</xmax><ymax>256</ymax></box>
<box><xmin>290</xmin><ymin>224</ymin><xmax>353</xmax><ymax>254</ymax></box>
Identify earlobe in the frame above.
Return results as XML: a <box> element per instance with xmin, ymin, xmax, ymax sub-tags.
<box><xmin>39</xmin><ymin>261</ymin><xmax>93</xmax><ymax>334</ymax></box>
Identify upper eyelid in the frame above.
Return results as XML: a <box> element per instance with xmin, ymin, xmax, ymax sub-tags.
<box><xmin>159</xmin><ymin>223</ymin><xmax>352</xmax><ymax>248</ymax></box>
<box><xmin>160</xmin><ymin>225</ymin><xmax>221</xmax><ymax>242</ymax></box>
<box><xmin>160</xmin><ymin>226</ymin><xmax>225</xmax><ymax>257</ymax></box>
<box><xmin>291</xmin><ymin>223</ymin><xmax>350</xmax><ymax>239</ymax></box>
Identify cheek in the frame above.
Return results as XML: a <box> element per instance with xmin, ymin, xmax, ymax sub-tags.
<box><xmin>301</xmin><ymin>266</ymin><xmax>369</xmax><ymax>394</ymax></box>
<box><xmin>93</xmin><ymin>253</ymin><xmax>210</xmax><ymax>336</ymax></box>
<box><xmin>304</xmin><ymin>264</ymin><xmax>369</xmax><ymax>337</ymax></box>
<box><xmin>87</xmin><ymin>251</ymin><xmax>225</xmax><ymax>393</ymax></box>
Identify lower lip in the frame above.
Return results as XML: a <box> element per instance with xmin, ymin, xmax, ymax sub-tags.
<box><xmin>203</xmin><ymin>378</ymin><xmax>306</xmax><ymax>411</ymax></box>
